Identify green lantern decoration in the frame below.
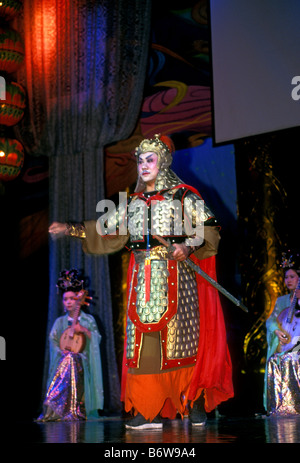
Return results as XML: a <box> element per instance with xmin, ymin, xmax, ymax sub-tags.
<box><xmin>0</xmin><ymin>1</ymin><xmax>22</xmax><ymax>21</ymax></box>
<box><xmin>0</xmin><ymin>80</ymin><xmax>26</xmax><ymax>126</ymax></box>
<box><xmin>0</xmin><ymin>26</ymin><xmax>25</xmax><ymax>73</ymax></box>
<box><xmin>0</xmin><ymin>137</ymin><xmax>24</xmax><ymax>181</ymax></box>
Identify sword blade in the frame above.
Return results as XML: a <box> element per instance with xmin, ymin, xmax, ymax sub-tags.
<box><xmin>186</xmin><ymin>257</ymin><xmax>248</xmax><ymax>313</ymax></box>
<box><xmin>153</xmin><ymin>234</ymin><xmax>248</xmax><ymax>313</ymax></box>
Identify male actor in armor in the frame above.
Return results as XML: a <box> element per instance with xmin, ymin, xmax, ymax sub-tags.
<box><xmin>49</xmin><ymin>134</ymin><xmax>233</xmax><ymax>429</ymax></box>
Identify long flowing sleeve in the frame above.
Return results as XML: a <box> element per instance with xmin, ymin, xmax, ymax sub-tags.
<box><xmin>47</xmin><ymin>316</ymin><xmax>68</xmax><ymax>389</ymax></box>
<box><xmin>266</xmin><ymin>294</ymin><xmax>290</xmax><ymax>360</ymax></box>
<box><xmin>79</xmin><ymin>312</ymin><xmax>104</xmax><ymax>415</ymax></box>
<box><xmin>82</xmin><ymin>220</ymin><xmax>129</xmax><ymax>256</ymax></box>
<box><xmin>263</xmin><ymin>293</ymin><xmax>292</xmax><ymax>412</ymax></box>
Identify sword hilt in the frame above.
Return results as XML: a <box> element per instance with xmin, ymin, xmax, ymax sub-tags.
<box><xmin>153</xmin><ymin>235</ymin><xmax>175</xmax><ymax>253</ymax></box>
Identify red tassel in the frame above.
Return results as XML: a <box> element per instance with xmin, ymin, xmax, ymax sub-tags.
<box><xmin>144</xmin><ymin>258</ymin><xmax>151</xmax><ymax>303</ymax></box>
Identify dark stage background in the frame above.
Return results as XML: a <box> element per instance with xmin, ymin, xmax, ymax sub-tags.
<box><xmin>1</xmin><ymin>1</ymin><xmax>300</xmax><ymax>421</ymax></box>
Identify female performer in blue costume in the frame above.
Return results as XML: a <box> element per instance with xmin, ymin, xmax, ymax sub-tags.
<box><xmin>264</xmin><ymin>251</ymin><xmax>300</xmax><ymax>415</ymax></box>
<box><xmin>37</xmin><ymin>269</ymin><xmax>104</xmax><ymax>421</ymax></box>
<box><xmin>49</xmin><ymin>134</ymin><xmax>233</xmax><ymax>429</ymax></box>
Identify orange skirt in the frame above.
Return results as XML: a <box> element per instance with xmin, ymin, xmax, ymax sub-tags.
<box><xmin>124</xmin><ymin>366</ymin><xmax>203</xmax><ymax>422</ymax></box>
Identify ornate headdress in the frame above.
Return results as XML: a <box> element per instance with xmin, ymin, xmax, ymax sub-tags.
<box><xmin>134</xmin><ymin>133</ymin><xmax>183</xmax><ymax>192</ymax></box>
<box><xmin>56</xmin><ymin>269</ymin><xmax>84</xmax><ymax>294</ymax></box>
<box><xmin>281</xmin><ymin>250</ymin><xmax>300</xmax><ymax>273</ymax></box>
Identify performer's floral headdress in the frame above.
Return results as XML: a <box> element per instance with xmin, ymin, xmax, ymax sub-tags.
<box><xmin>134</xmin><ymin>134</ymin><xmax>183</xmax><ymax>192</ymax></box>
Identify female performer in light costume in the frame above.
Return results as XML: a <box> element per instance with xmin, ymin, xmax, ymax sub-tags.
<box><xmin>49</xmin><ymin>134</ymin><xmax>233</xmax><ymax>429</ymax></box>
<box><xmin>264</xmin><ymin>251</ymin><xmax>300</xmax><ymax>415</ymax></box>
<box><xmin>37</xmin><ymin>269</ymin><xmax>104</xmax><ymax>421</ymax></box>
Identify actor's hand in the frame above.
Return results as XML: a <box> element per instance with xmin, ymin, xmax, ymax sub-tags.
<box><xmin>172</xmin><ymin>243</ymin><xmax>189</xmax><ymax>261</ymax></box>
<box><xmin>49</xmin><ymin>221</ymin><xmax>67</xmax><ymax>236</ymax></box>
<box><xmin>275</xmin><ymin>329</ymin><xmax>289</xmax><ymax>344</ymax></box>
<box><xmin>75</xmin><ymin>323</ymin><xmax>91</xmax><ymax>339</ymax></box>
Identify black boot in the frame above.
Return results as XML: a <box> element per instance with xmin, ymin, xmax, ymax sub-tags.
<box><xmin>189</xmin><ymin>393</ymin><xmax>207</xmax><ymax>426</ymax></box>
<box><xmin>125</xmin><ymin>413</ymin><xmax>163</xmax><ymax>430</ymax></box>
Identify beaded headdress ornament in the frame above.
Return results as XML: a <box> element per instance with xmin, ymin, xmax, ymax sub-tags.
<box><xmin>134</xmin><ymin>134</ymin><xmax>183</xmax><ymax>192</ymax></box>
<box><xmin>281</xmin><ymin>250</ymin><xmax>300</xmax><ymax>272</ymax></box>
<box><xmin>56</xmin><ymin>269</ymin><xmax>84</xmax><ymax>294</ymax></box>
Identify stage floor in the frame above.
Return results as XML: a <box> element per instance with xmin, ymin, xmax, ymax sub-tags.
<box><xmin>16</xmin><ymin>414</ymin><xmax>300</xmax><ymax>445</ymax></box>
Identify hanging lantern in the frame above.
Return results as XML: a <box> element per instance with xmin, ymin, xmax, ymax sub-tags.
<box><xmin>0</xmin><ymin>26</ymin><xmax>25</xmax><ymax>73</ymax></box>
<box><xmin>0</xmin><ymin>137</ymin><xmax>24</xmax><ymax>181</ymax></box>
<box><xmin>0</xmin><ymin>1</ymin><xmax>22</xmax><ymax>21</ymax></box>
<box><xmin>0</xmin><ymin>81</ymin><xmax>26</xmax><ymax>126</ymax></box>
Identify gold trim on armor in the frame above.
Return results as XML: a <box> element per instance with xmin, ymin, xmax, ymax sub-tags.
<box><xmin>133</xmin><ymin>246</ymin><xmax>169</xmax><ymax>263</ymax></box>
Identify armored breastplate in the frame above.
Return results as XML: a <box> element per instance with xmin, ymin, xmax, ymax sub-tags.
<box><xmin>126</xmin><ymin>253</ymin><xmax>200</xmax><ymax>370</ymax></box>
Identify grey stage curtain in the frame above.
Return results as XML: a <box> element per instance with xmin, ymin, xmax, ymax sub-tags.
<box><xmin>15</xmin><ymin>0</ymin><xmax>151</xmax><ymax>412</ymax></box>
